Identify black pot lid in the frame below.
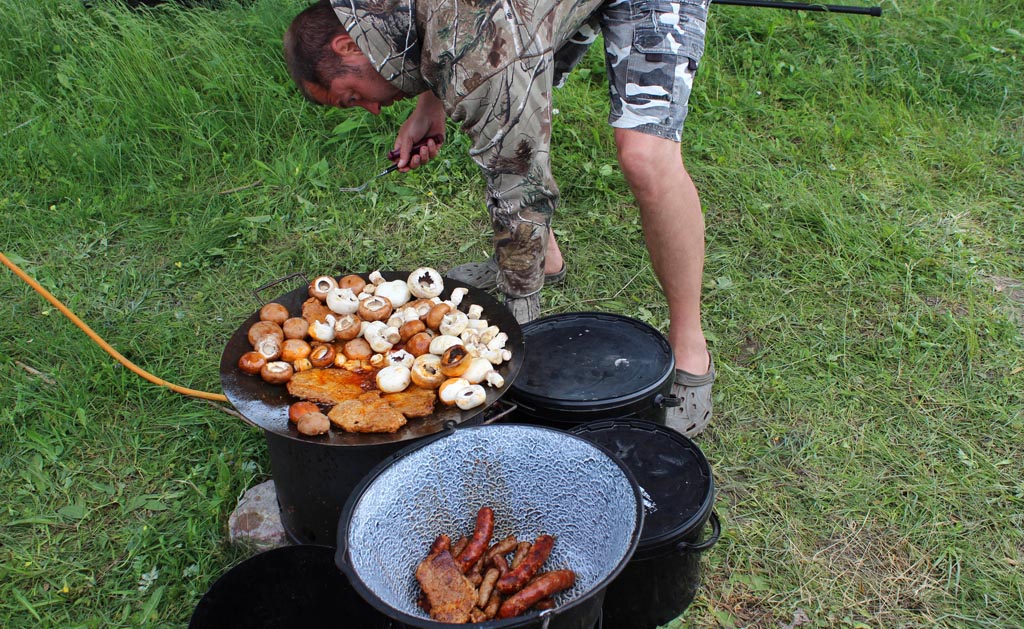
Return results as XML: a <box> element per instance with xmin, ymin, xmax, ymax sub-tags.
<box><xmin>571</xmin><ymin>419</ymin><xmax>713</xmax><ymax>549</ymax></box>
<box><xmin>511</xmin><ymin>312</ymin><xmax>674</xmax><ymax>409</ymax></box>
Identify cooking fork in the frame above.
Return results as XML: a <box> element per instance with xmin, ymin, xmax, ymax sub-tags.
<box><xmin>338</xmin><ymin>134</ymin><xmax>444</xmax><ymax>193</ymax></box>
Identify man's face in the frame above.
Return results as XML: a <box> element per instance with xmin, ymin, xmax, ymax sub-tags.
<box><xmin>308</xmin><ymin>58</ymin><xmax>408</xmax><ymax>115</ymax></box>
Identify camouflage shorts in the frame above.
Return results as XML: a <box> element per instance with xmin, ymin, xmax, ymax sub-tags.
<box><xmin>599</xmin><ymin>0</ymin><xmax>709</xmax><ymax>141</ymax></box>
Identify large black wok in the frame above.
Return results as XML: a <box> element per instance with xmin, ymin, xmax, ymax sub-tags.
<box><xmin>219</xmin><ymin>271</ymin><xmax>524</xmax><ymax>445</ymax></box>
<box><xmin>218</xmin><ymin>271</ymin><xmax>524</xmax><ymax>545</ymax></box>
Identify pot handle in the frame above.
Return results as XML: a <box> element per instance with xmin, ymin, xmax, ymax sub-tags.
<box><xmin>655</xmin><ymin>393</ymin><xmax>682</xmax><ymax>409</ymax></box>
<box><xmin>675</xmin><ymin>509</ymin><xmax>721</xmax><ymax>553</ymax></box>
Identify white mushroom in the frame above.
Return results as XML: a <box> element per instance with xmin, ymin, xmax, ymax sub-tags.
<box><xmin>449</xmin><ymin>287</ymin><xmax>469</xmax><ymax>307</ymax></box>
<box><xmin>467</xmin><ymin>304</ymin><xmax>484</xmax><ymax>320</ymax></box>
<box><xmin>407</xmin><ymin>267</ymin><xmax>445</xmax><ymax>299</ymax></box>
<box><xmin>387</xmin><ymin>349</ymin><xmax>415</xmax><ymax>369</ymax></box>
<box><xmin>325</xmin><ymin>287</ymin><xmax>360</xmax><ymax>315</ymax></box>
<box><xmin>438</xmin><ymin>377</ymin><xmax>471</xmax><ymax>405</ymax></box>
<box><xmin>375</xmin><ymin>279</ymin><xmax>412</xmax><ymax>308</ymax></box>
<box><xmin>376</xmin><ymin>365</ymin><xmax>412</xmax><ymax>393</ymax></box>
<box><xmin>485</xmin><ymin>371</ymin><xmax>505</xmax><ymax>388</ymax></box>
<box><xmin>466</xmin><ymin>319</ymin><xmax>489</xmax><ymax>331</ymax></box>
<box><xmin>487</xmin><ymin>332</ymin><xmax>508</xmax><ymax>351</ymax></box>
<box><xmin>363</xmin><ymin>321</ymin><xmax>395</xmax><ymax>353</ymax></box>
<box><xmin>368</xmin><ymin>270</ymin><xmax>386</xmax><ymax>285</ymax></box>
<box><xmin>308</xmin><ymin>315</ymin><xmax>337</xmax><ymax>342</ymax></box>
<box><xmin>462</xmin><ymin>357</ymin><xmax>496</xmax><ymax>384</ymax></box>
<box><xmin>439</xmin><ymin>310</ymin><xmax>469</xmax><ymax>336</ymax></box>
<box><xmin>454</xmin><ymin>384</ymin><xmax>487</xmax><ymax>410</ymax></box>
<box><xmin>429</xmin><ymin>334</ymin><xmax>464</xmax><ymax>356</ymax></box>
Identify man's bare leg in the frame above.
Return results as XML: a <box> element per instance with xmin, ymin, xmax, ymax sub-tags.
<box><xmin>614</xmin><ymin>128</ymin><xmax>709</xmax><ymax>375</ymax></box>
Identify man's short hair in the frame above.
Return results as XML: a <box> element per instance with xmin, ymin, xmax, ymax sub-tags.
<box><xmin>284</xmin><ymin>0</ymin><xmax>350</xmax><ymax>103</ymax></box>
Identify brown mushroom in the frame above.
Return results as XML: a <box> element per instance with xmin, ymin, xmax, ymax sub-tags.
<box><xmin>308</xmin><ymin>275</ymin><xmax>338</xmax><ymax>301</ymax></box>
<box><xmin>259</xmin><ymin>302</ymin><xmax>290</xmax><ymax>325</ymax></box>
<box><xmin>404</xmin><ymin>331</ymin><xmax>434</xmax><ymax>357</ymax></box>
<box><xmin>440</xmin><ymin>344</ymin><xmax>471</xmax><ymax>377</ymax></box>
<box><xmin>259</xmin><ymin>360</ymin><xmax>294</xmax><ymax>384</ymax></box>
<box><xmin>281</xmin><ymin>338</ymin><xmax>312</xmax><ymax>363</ymax></box>
<box><xmin>334</xmin><ymin>313</ymin><xmax>362</xmax><ymax>341</ymax></box>
<box><xmin>425</xmin><ymin>302</ymin><xmax>451</xmax><ymax>331</ymax></box>
<box><xmin>342</xmin><ymin>338</ymin><xmax>373</xmax><ymax>361</ymax></box>
<box><xmin>358</xmin><ymin>295</ymin><xmax>393</xmax><ymax>322</ymax></box>
<box><xmin>338</xmin><ymin>274</ymin><xmax>367</xmax><ymax>295</ymax></box>
<box><xmin>308</xmin><ymin>344</ymin><xmax>336</xmax><ymax>368</ymax></box>
<box><xmin>282</xmin><ymin>317</ymin><xmax>310</xmax><ymax>340</ymax></box>
<box><xmin>288</xmin><ymin>401</ymin><xmax>321</xmax><ymax>424</ymax></box>
<box><xmin>399</xmin><ymin>318</ymin><xmax>426</xmax><ymax>342</ymax></box>
<box><xmin>296</xmin><ymin>411</ymin><xmax>330</xmax><ymax>436</ymax></box>
<box><xmin>238</xmin><ymin>351</ymin><xmax>267</xmax><ymax>375</ymax></box>
<box><xmin>248</xmin><ymin>320</ymin><xmax>284</xmax><ymax>347</ymax></box>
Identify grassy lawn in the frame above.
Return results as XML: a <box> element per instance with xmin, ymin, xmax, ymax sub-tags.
<box><xmin>1</xmin><ymin>0</ymin><xmax>1022</xmax><ymax>627</ymax></box>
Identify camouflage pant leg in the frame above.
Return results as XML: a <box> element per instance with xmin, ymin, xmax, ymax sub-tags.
<box><xmin>600</xmin><ymin>0</ymin><xmax>709</xmax><ymax>141</ymax></box>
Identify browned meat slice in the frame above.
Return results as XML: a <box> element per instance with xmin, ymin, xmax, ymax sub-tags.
<box><xmin>415</xmin><ymin>549</ymin><xmax>476</xmax><ymax>623</ymax></box>
<box><xmin>382</xmin><ymin>385</ymin><xmax>438</xmax><ymax>418</ymax></box>
<box><xmin>286</xmin><ymin>367</ymin><xmax>374</xmax><ymax>405</ymax></box>
<box><xmin>327</xmin><ymin>391</ymin><xmax>407</xmax><ymax>433</ymax></box>
<box><xmin>301</xmin><ymin>297</ymin><xmax>333</xmax><ymax>326</ymax></box>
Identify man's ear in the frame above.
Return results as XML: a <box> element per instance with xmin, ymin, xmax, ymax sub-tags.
<box><xmin>330</xmin><ymin>32</ymin><xmax>363</xmax><ymax>60</ymax></box>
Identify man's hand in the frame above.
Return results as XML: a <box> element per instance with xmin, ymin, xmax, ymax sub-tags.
<box><xmin>393</xmin><ymin>92</ymin><xmax>447</xmax><ymax>171</ymax></box>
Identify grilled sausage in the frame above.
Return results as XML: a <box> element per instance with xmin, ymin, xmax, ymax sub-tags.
<box><xmin>456</xmin><ymin>507</ymin><xmax>494</xmax><ymax>572</ymax></box>
<box><xmin>496</xmin><ymin>534</ymin><xmax>554</xmax><ymax>594</ymax></box>
<box><xmin>483</xmin><ymin>591</ymin><xmax>502</xmax><ymax>619</ymax></box>
<box><xmin>511</xmin><ymin>541</ymin><xmax>531</xmax><ymax>568</ymax></box>
<box><xmin>451</xmin><ymin>536</ymin><xmax>469</xmax><ymax>558</ymax></box>
<box><xmin>497</xmin><ymin>570</ymin><xmax>576</xmax><ymax>619</ymax></box>
<box><xmin>429</xmin><ymin>534</ymin><xmax>451</xmax><ymax>555</ymax></box>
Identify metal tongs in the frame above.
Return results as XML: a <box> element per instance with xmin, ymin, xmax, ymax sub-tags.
<box><xmin>338</xmin><ymin>134</ymin><xmax>445</xmax><ymax>193</ymax></box>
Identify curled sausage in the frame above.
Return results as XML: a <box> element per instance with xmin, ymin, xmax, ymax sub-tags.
<box><xmin>490</xmin><ymin>554</ymin><xmax>510</xmax><ymax>576</ymax></box>
<box><xmin>485</xmin><ymin>535</ymin><xmax>518</xmax><ymax>563</ymax></box>
<box><xmin>496</xmin><ymin>534</ymin><xmax>554</xmax><ymax>594</ymax></box>
<box><xmin>497</xmin><ymin>570</ymin><xmax>576</xmax><ymax>619</ymax></box>
<box><xmin>477</xmin><ymin>568</ymin><xmax>500</xmax><ymax>609</ymax></box>
<box><xmin>456</xmin><ymin>507</ymin><xmax>494</xmax><ymax>573</ymax></box>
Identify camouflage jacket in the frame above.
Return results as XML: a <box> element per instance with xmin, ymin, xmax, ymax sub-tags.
<box><xmin>331</xmin><ymin>0</ymin><xmax>602</xmax><ymax>295</ymax></box>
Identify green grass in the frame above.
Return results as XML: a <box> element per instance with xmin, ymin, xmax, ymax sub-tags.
<box><xmin>2</xmin><ymin>0</ymin><xmax>1022</xmax><ymax>627</ymax></box>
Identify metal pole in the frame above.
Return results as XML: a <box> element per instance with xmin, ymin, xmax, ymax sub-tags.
<box><xmin>712</xmin><ymin>0</ymin><xmax>882</xmax><ymax>16</ymax></box>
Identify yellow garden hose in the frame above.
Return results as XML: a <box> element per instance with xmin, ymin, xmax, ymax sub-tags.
<box><xmin>1</xmin><ymin>250</ymin><xmax>229</xmax><ymax>403</ymax></box>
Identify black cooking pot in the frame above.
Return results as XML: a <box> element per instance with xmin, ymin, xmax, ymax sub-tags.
<box><xmin>336</xmin><ymin>423</ymin><xmax>644</xmax><ymax>629</ymax></box>
<box><xmin>509</xmin><ymin>313</ymin><xmax>679</xmax><ymax>428</ymax></box>
<box><xmin>571</xmin><ymin>419</ymin><xmax>721</xmax><ymax>628</ymax></box>
<box><xmin>189</xmin><ymin>545</ymin><xmax>394</xmax><ymax>628</ymax></box>
<box><xmin>219</xmin><ymin>272</ymin><xmax>524</xmax><ymax>545</ymax></box>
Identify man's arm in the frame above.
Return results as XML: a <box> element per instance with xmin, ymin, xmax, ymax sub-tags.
<box><xmin>393</xmin><ymin>91</ymin><xmax>447</xmax><ymax>171</ymax></box>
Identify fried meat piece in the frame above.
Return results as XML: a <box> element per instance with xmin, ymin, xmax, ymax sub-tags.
<box><xmin>327</xmin><ymin>391</ymin><xmax>407</xmax><ymax>433</ymax></box>
<box><xmin>301</xmin><ymin>297</ymin><xmax>333</xmax><ymax>326</ymax></box>
<box><xmin>415</xmin><ymin>549</ymin><xmax>476</xmax><ymax>624</ymax></box>
<box><xmin>286</xmin><ymin>367</ymin><xmax>373</xmax><ymax>405</ymax></box>
<box><xmin>382</xmin><ymin>385</ymin><xmax>438</xmax><ymax>418</ymax></box>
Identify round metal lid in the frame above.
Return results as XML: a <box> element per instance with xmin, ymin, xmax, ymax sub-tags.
<box><xmin>571</xmin><ymin>419</ymin><xmax>713</xmax><ymax>552</ymax></box>
<box><xmin>510</xmin><ymin>312</ymin><xmax>674</xmax><ymax>411</ymax></box>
